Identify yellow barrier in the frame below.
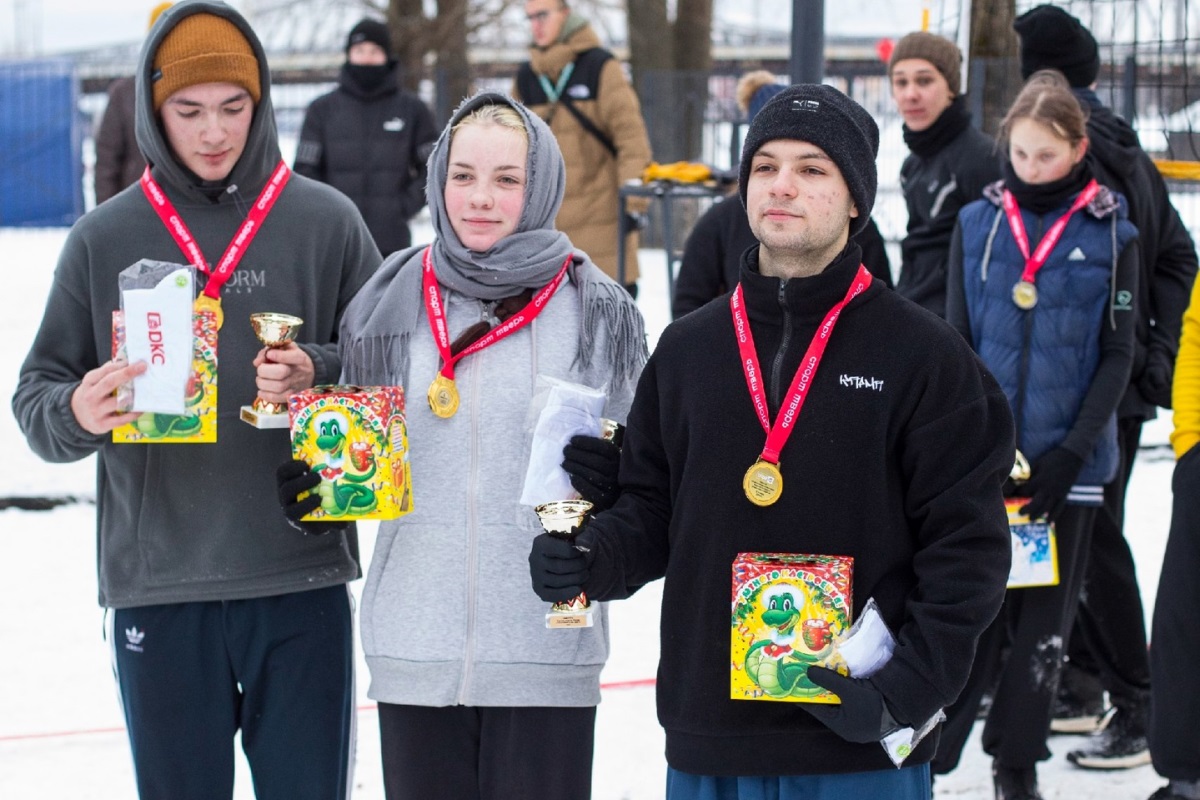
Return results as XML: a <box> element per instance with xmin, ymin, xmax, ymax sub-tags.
<box><xmin>1155</xmin><ymin>160</ymin><xmax>1200</xmax><ymax>181</ymax></box>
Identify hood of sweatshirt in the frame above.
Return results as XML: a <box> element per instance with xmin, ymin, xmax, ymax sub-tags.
<box><xmin>134</xmin><ymin>0</ymin><xmax>282</xmax><ymax>204</ymax></box>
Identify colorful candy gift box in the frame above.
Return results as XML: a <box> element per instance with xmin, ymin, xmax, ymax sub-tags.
<box><xmin>289</xmin><ymin>385</ymin><xmax>413</xmax><ymax>521</ymax></box>
<box><xmin>731</xmin><ymin>552</ymin><xmax>853</xmax><ymax>704</ymax></box>
<box><xmin>111</xmin><ymin>306</ymin><xmax>218</xmax><ymax>444</ymax></box>
<box><xmin>1006</xmin><ymin>498</ymin><xmax>1060</xmax><ymax>588</ymax></box>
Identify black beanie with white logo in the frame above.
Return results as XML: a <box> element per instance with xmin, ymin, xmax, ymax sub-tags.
<box><xmin>739</xmin><ymin>84</ymin><xmax>879</xmax><ymax>236</ymax></box>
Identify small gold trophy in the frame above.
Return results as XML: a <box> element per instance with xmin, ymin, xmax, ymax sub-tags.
<box><xmin>1011</xmin><ymin>449</ymin><xmax>1032</xmax><ymax>484</ymax></box>
<box><xmin>534</xmin><ymin>499</ymin><xmax>595</xmax><ymax>629</ymax></box>
<box><xmin>241</xmin><ymin>312</ymin><xmax>303</xmax><ymax>429</ymax></box>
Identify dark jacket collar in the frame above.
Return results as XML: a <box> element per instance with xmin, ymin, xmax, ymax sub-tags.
<box><xmin>739</xmin><ymin>242</ymin><xmax>868</xmax><ymax>324</ymax></box>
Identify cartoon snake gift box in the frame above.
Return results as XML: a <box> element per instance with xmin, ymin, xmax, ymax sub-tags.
<box><xmin>112</xmin><ymin>259</ymin><xmax>218</xmax><ymax>444</ymax></box>
<box><xmin>289</xmin><ymin>385</ymin><xmax>413</xmax><ymax>521</ymax></box>
<box><xmin>731</xmin><ymin>552</ymin><xmax>853</xmax><ymax>704</ymax></box>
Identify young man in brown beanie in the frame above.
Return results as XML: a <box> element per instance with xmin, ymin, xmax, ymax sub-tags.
<box><xmin>12</xmin><ymin>1</ymin><xmax>380</xmax><ymax>797</ymax></box>
<box><xmin>889</xmin><ymin>31</ymin><xmax>1001</xmax><ymax>317</ymax></box>
<box><xmin>530</xmin><ymin>83</ymin><xmax>1015</xmax><ymax>800</ymax></box>
<box><xmin>1013</xmin><ymin>4</ymin><xmax>1198</xmax><ymax>775</ymax></box>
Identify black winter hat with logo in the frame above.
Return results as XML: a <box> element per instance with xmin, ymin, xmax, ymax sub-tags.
<box><xmin>347</xmin><ymin>18</ymin><xmax>392</xmax><ymax>56</ymax></box>
<box><xmin>739</xmin><ymin>83</ymin><xmax>879</xmax><ymax>236</ymax></box>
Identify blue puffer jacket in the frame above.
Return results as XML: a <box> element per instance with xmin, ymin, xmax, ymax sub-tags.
<box><xmin>958</xmin><ymin>182</ymin><xmax>1137</xmax><ymax>487</ymax></box>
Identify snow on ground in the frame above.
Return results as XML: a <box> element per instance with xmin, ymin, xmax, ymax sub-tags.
<box><xmin>0</xmin><ymin>222</ymin><xmax>1176</xmax><ymax>799</ymax></box>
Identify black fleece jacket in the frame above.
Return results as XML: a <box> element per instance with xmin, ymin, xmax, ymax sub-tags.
<box><xmin>583</xmin><ymin>244</ymin><xmax>1015</xmax><ymax>776</ymax></box>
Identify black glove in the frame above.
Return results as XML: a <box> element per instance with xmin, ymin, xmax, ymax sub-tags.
<box><xmin>803</xmin><ymin>666</ymin><xmax>904</xmax><ymax>744</ymax></box>
<box><xmin>276</xmin><ymin>459</ymin><xmax>343</xmax><ymax>536</ymax></box>
<box><xmin>1138</xmin><ymin>355</ymin><xmax>1173</xmax><ymax>409</ymax></box>
<box><xmin>562</xmin><ymin>434</ymin><xmax>622</xmax><ymax>512</ymax></box>
<box><xmin>1020</xmin><ymin>447</ymin><xmax>1084</xmax><ymax>523</ymax></box>
<box><xmin>529</xmin><ymin>525</ymin><xmax>596</xmax><ymax>602</ymax></box>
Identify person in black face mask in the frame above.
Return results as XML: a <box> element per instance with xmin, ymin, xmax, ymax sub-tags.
<box><xmin>295</xmin><ymin>18</ymin><xmax>439</xmax><ymax>255</ymax></box>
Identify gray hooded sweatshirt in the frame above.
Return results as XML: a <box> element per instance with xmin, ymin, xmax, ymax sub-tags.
<box><xmin>341</xmin><ymin>93</ymin><xmax>647</xmax><ymax>707</ymax></box>
<box><xmin>11</xmin><ymin>0</ymin><xmax>381</xmax><ymax>608</ymax></box>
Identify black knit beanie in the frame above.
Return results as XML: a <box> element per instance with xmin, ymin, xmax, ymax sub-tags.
<box><xmin>1013</xmin><ymin>5</ymin><xmax>1100</xmax><ymax>87</ymax></box>
<box><xmin>739</xmin><ymin>84</ymin><xmax>879</xmax><ymax>236</ymax></box>
<box><xmin>347</xmin><ymin>18</ymin><xmax>392</xmax><ymax>56</ymax></box>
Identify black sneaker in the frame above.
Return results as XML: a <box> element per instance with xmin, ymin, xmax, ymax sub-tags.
<box><xmin>1050</xmin><ymin>684</ymin><xmax>1110</xmax><ymax>735</ymax></box>
<box><xmin>993</xmin><ymin>761</ymin><xmax>1044</xmax><ymax>800</ymax></box>
<box><xmin>1066</xmin><ymin>705</ymin><xmax>1151</xmax><ymax>769</ymax></box>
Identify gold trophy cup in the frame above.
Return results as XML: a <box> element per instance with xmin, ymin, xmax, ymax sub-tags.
<box><xmin>240</xmin><ymin>312</ymin><xmax>304</xmax><ymax>429</ymax></box>
<box><xmin>1011</xmin><ymin>449</ymin><xmax>1032</xmax><ymax>484</ymax></box>
<box><xmin>534</xmin><ymin>499</ymin><xmax>595</xmax><ymax>629</ymax></box>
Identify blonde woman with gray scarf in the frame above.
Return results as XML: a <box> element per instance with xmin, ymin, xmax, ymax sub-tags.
<box><xmin>277</xmin><ymin>92</ymin><xmax>647</xmax><ymax>799</ymax></box>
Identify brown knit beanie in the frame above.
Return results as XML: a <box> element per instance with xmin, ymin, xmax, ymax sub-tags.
<box><xmin>152</xmin><ymin>13</ymin><xmax>261</xmax><ymax>111</ymax></box>
<box><xmin>888</xmin><ymin>31</ymin><xmax>962</xmax><ymax>96</ymax></box>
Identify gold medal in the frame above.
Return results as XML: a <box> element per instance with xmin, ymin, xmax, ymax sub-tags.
<box><xmin>427</xmin><ymin>373</ymin><xmax>460</xmax><ymax>418</ymax></box>
<box><xmin>193</xmin><ymin>294</ymin><xmax>224</xmax><ymax>329</ymax></box>
<box><xmin>743</xmin><ymin>459</ymin><xmax>783</xmax><ymax>507</ymax></box>
<box><xmin>1012</xmin><ymin>280</ymin><xmax>1038</xmax><ymax>310</ymax></box>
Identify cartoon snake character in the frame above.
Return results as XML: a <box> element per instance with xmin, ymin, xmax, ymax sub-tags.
<box><xmin>743</xmin><ymin>583</ymin><xmax>832</xmax><ymax>700</ymax></box>
<box><xmin>309</xmin><ymin>409</ymin><xmax>378</xmax><ymax>516</ymax></box>
<box><xmin>134</xmin><ymin>371</ymin><xmax>204</xmax><ymax>438</ymax></box>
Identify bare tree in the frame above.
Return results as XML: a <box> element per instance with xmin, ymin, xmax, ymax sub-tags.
<box><xmin>969</xmin><ymin>0</ymin><xmax>1021</xmax><ymax>135</ymax></box>
<box><xmin>384</xmin><ymin>0</ymin><xmax>515</xmax><ymax>122</ymax></box>
<box><xmin>627</xmin><ymin>0</ymin><xmax>714</xmax><ymax>162</ymax></box>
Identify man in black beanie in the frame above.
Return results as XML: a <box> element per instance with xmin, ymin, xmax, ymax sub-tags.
<box><xmin>529</xmin><ymin>83</ymin><xmax>1015</xmax><ymax>797</ymax></box>
<box><xmin>295</xmin><ymin>17</ymin><xmax>438</xmax><ymax>256</ymax></box>
<box><xmin>1014</xmin><ymin>4</ymin><xmax>1199</xmax><ymax>775</ymax></box>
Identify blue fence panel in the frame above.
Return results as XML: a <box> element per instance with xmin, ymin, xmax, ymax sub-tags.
<box><xmin>0</xmin><ymin>59</ymin><xmax>83</xmax><ymax>227</ymax></box>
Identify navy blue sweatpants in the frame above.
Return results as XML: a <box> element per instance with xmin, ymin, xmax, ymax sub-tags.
<box><xmin>110</xmin><ymin>585</ymin><xmax>355</xmax><ymax>800</ymax></box>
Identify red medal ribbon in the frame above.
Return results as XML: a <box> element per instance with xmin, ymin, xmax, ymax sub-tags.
<box><xmin>731</xmin><ymin>265</ymin><xmax>872</xmax><ymax>465</ymax></box>
<box><xmin>140</xmin><ymin>160</ymin><xmax>292</xmax><ymax>299</ymax></box>
<box><xmin>1001</xmin><ymin>179</ymin><xmax>1100</xmax><ymax>286</ymax></box>
<box><xmin>421</xmin><ymin>246</ymin><xmax>572</xmax><ymax>380</ymax></box>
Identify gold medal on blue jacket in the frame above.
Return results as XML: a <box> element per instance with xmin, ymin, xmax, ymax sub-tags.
<box><xmin>1012</xmin><ymin>280</ymin><xmax>1038</xmax><ymax>310</ymax></box>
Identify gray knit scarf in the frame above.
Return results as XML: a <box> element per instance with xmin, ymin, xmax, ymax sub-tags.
<box><xmin>340</xmin><ymin>92</ymin><xmax>645</xmax><ymax>391</ymax></box>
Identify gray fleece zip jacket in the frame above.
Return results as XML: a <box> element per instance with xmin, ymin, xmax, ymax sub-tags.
<box><xmin>11</xmin><ymin>0</ymin><xmax>381</xmax><ymax>608</ymax></box>
<box><xmin>352</xmin><ymin>248</ymin><xmax>638</xmax><ymax>707</ymax></box>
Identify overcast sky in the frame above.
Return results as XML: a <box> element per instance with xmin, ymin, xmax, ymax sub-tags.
<box><xmin>1</xmin><ymin>0</ymin><xmax>941</xmax><ymax>56</ymax></box>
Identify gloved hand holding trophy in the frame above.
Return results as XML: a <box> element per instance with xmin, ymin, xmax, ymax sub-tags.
<box><xmin>526</xmin><ymin>398</ymin><xmax>624</xmax><ymax>629</ymax></box>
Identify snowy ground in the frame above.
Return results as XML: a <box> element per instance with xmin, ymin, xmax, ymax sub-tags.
<box><xmin>0</xmin><ymin>222</ymin><xmax>1176</xmax><ymax>799</ymax></box>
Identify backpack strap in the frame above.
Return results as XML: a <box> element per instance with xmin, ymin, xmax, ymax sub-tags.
<box><xmin>558</xmin><ymin>93</ymin><xmax>617</xmax><ymax>158</ymax></box>
<box><xmin>524</xmin><ymin>47</ymin><xmax>619</xmax><ymax>158</ymax></box>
